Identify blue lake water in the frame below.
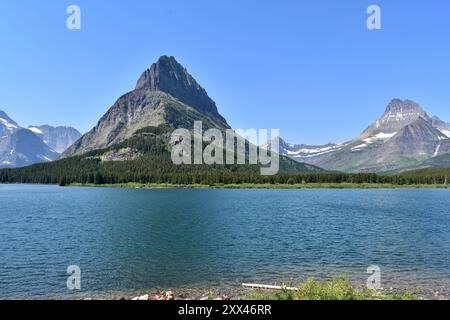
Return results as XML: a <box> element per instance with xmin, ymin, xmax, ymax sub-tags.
<box><xmin>0</xmin><ymin>184</ymin><xmax>449</xmax><ymax>299</ymax></box>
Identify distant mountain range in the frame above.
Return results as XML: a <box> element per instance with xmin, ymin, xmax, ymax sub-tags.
<box><xmin>0</xmin><ymin>56</ymin><xmax>322</xmax><ymax>185</ymax></box>
<box><xmin>28</xmin><ymin>125</ymin><xmax>81</xmax><ymax>154</ymax></box>
<box><xmin>0</xmin><ymin>111</ymin><xmax>81</xmax><ymax>168</ymax></box>
<box><xmin>2</xmin><ymin>56</ymin><xmax>450</xmax><ymax>176</ymax></box>
<box><xmin>262</xmin><ymin>99</ymin><xmax>450</xmax><ymax>173</ymax></box>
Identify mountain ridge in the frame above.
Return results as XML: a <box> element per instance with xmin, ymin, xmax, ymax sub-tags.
<box><xmin>3</xmin><ymin>57</ymin><xmax>450</xmax><ymax>175</ymax></box>
<box><xmin>268</xmin><ymin>99</ymin><xmax>450</xmax><ymax>173</ymax></box>
<box><xmin>28</xmin><ymin>125</ymin><xmax>81</xmax><ymax>153</ymax></box>
<box><xmin>0</xmin><ymin>110</ymin><xmax>81</xmax><ymax>168</ymax></box>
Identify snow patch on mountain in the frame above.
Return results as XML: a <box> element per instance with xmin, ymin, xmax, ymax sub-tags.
<box><xmin>362</xmin><ymin>132</ymin><xmax>397</xmax><ymax>144</ymax></box>
<box><xmin>351</xmin><ymin>132</ymin><xmax>397</xmax><ymax>152</ymax></box>
<box><xmin>351</xmin><ymin>143</ymin><xmax>368</xmax><ymax>152</ymax></box>
<box><xmin>0</xmin><ymin>117</ymin><xmax>18</xmax><ymax>130</ymax></box>
<box><xmin>291</xmin><ymin>145</ymin><xmax>343</xmax><ymax>158</ymax></box>
<box><xmin>286</xmin><ymin>145</ymin><xmax>341</xmax><ymax>156</ymax></box>
<box><xmin>438</xmin><ymin>129</ymin><xmax>450</xmax><ymax>138</ymax></box>
<box><xmin>433</xmin><ymin>143</ymin><xmax>441</xmax><ymax>157</ymax></box>
<box><xmin>28</xmin><ymin>127</ymin><xmax>43</xmax><ymax>134</ymax></box>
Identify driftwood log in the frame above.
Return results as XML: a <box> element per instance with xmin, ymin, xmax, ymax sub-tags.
<box><xmin>242</xmin><ymin>283</ymin><xmax>298</xmax><ymax>291</ymax></box>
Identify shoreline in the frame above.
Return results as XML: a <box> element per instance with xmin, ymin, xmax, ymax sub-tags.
<box><xmin>2</xmin><ymin>182</ymin><xmax>449</xmax><ymax>190</ymax></box>
<box><xmin>66</xmin><ymin>182</ymin><xmax>450</xmax><ymax>190</ymax></box>
<box><xmin>18</xmin><ymin>281</ymin><xmax>449</xmax><ymax>301</ymax></box>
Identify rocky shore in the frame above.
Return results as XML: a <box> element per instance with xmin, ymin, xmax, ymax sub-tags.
<box><xmin>62</xmin><ymin>284</ymin><xmax>450</xmax><ymax>300</ymax></box>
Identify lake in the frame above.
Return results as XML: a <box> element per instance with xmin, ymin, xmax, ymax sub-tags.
<box><xmin>0</xmin><ymin>184</ymin><xmax>449</xmax><ymax>299</ymax></box>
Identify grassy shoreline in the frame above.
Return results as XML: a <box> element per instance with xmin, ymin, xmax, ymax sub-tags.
<box><xmin>66</xmin><ymin>182</ymin><xmax>450</xmax><ymax>189</ymax></box>
<box><xmin>90</xmin><ymin>278</ymin><xmax>427</xmax><ymax>300</ymax></box>
<box><xmin>244</xmin><ymin>278</ymin><xmax>424</xmax><ymax>300</ymax></box>
<box><xmin>63</xmin><ymin>278</ymin><xmax>428</xmax><ymax>300</ymax></box>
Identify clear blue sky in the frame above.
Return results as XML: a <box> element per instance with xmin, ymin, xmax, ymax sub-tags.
<box><xmin>1</xmin><ymin>0</ymin><xmax>449</xmax><ymax>144</ymax></box>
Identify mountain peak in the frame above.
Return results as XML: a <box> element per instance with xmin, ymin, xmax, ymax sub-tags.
<box><xmin>359</xmin><ymin>99</ymin><xmax>430</xmax><ymax>140</ymax></box>
<box><xmin>135</xmin><ymin>56</ymin><xmax>227</xmax><ymax>124</ymax></box>
<box><xmin>27</xmin><ymin>125</ymin><xmax>82</xmax><ymax>153</ymax></box>
<box><xmin>0</xmin><ymin>110</ymin><xmax>19</xmax><ymax>128</ymax></box>
<box><xmin>63</xmin><ymin>56</ymin><xmax>230</xmax><ymax>157</ymax></box>
<box><xmin>384</xmin><ymin>99</ymin><xmax>426</xmax><ymax>115</ymax></box>
<box><xmin>135</xmin><ymin>56</ymin><xmax>193</xmax><ymax>90</ymax></box>
<box><xmin>135</xmin><ymin>56</ymin><xmax>183</xmax><ymax>89</ymax></box>
<box><xmin>0</xmin><ymin>110</ymin><xmax>20</xmax><ymax>138</ymax></box>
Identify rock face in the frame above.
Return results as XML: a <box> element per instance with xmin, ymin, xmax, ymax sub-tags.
<box><xmin>0</xmin><ymin>110</ymin><xmax>19</xmax><ymax>138</ymax></box>
<box><xmin>269</xmin><ymin>99</ymin><xmax>450</xmax><ymax>173</ymax></box>
<box><xmin>366</xmin><ymin>118</ymin><xmax>450</xmax><ymax>172</ymax></box>
<box><xmin>63</xmin><ymin>56</ymin><xmax>230</xmax><ymax>157</ymax></box>
<box><xmin>380</xmin><ymin>118</ymin><xmax>447</xmax><ymax>155</ymax></box>
<box><xmin>0</xmin><ymin>110</ymin><xmax>80</xmax><ymax>168</ymax></box>
<box><xmin>359</xmin><ymin>99</ymin><xmax>430</xmax><ymax>140</ymax></box>
<box><xmin>135</xmin><ymin>55</ymin><xmax>227</xmax><ymax>124</ymax></box>
<box><xmin>28</xmin><ymin>125</ymin><xmax>81</xmax><ymax>153</ymax></box>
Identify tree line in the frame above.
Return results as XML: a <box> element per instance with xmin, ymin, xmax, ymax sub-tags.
<box><xmin>1</xmin><ymin>125</ymin><xmax>449</xmax><ymax>186</ymax></box>
<box><xmin>0</xmin><ymin>154</ymin><xmax>448</xmax><ymax>186</ymax></box>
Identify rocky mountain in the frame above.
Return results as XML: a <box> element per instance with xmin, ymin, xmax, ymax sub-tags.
<box><xmin>267</xmin><ymin>99</ymin><xmax>450</xmax><ymax>173</ymax></box>
<box><xmin>28</xmin><ymin>125</ymin><xmax>81</xmax><ymax>153</ymax></box>
<box><xmin>358</xmin><ymin>99</ymin><xmax>431</xmax><ymax>139</ymax></box>
<box><xmin>58</xmin><ymin>56</ymin><xmax>322</xmax><ymax>174</ymax></box>
<box><xmin>0</xmin><ymin>110</ymin><xmax>19</xmax><ymax>138</ymax></box>
<box><xmin>431</xmin><ymin>116</ymin><xmax>450</xmax><ymax>137</ymax></box>
<box><xmin>63</xmin><ymin>56</ymin><xmax>230</xmax><ymax>158</ymax></box>
<box><xmin>0</xmin><ymin>56</ymin><xmax>323</xmax><ymax>183</ymax></box>
<box><xmin>135</xmin><ymin>55</ymin><xmax>228</xmax><ymax>125</ymax></box>
<box><xmin>380</xmin><ymin>117</ymin><xmax>448</xmax><ymax>155</ymax></box>
<box><xmin>262</xmin><ymin>138</ymin><xmax>343</xmax><ymax>160</ymax></box>
<box><xmin>0</xmin><ymin>129</ymin><xmax>59</xmax><ymax>168</ymax></box>
<box><xmin>0</xmin><ymin>111</ymin><xmax>80</xmax><ymax>168</ymax></box>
